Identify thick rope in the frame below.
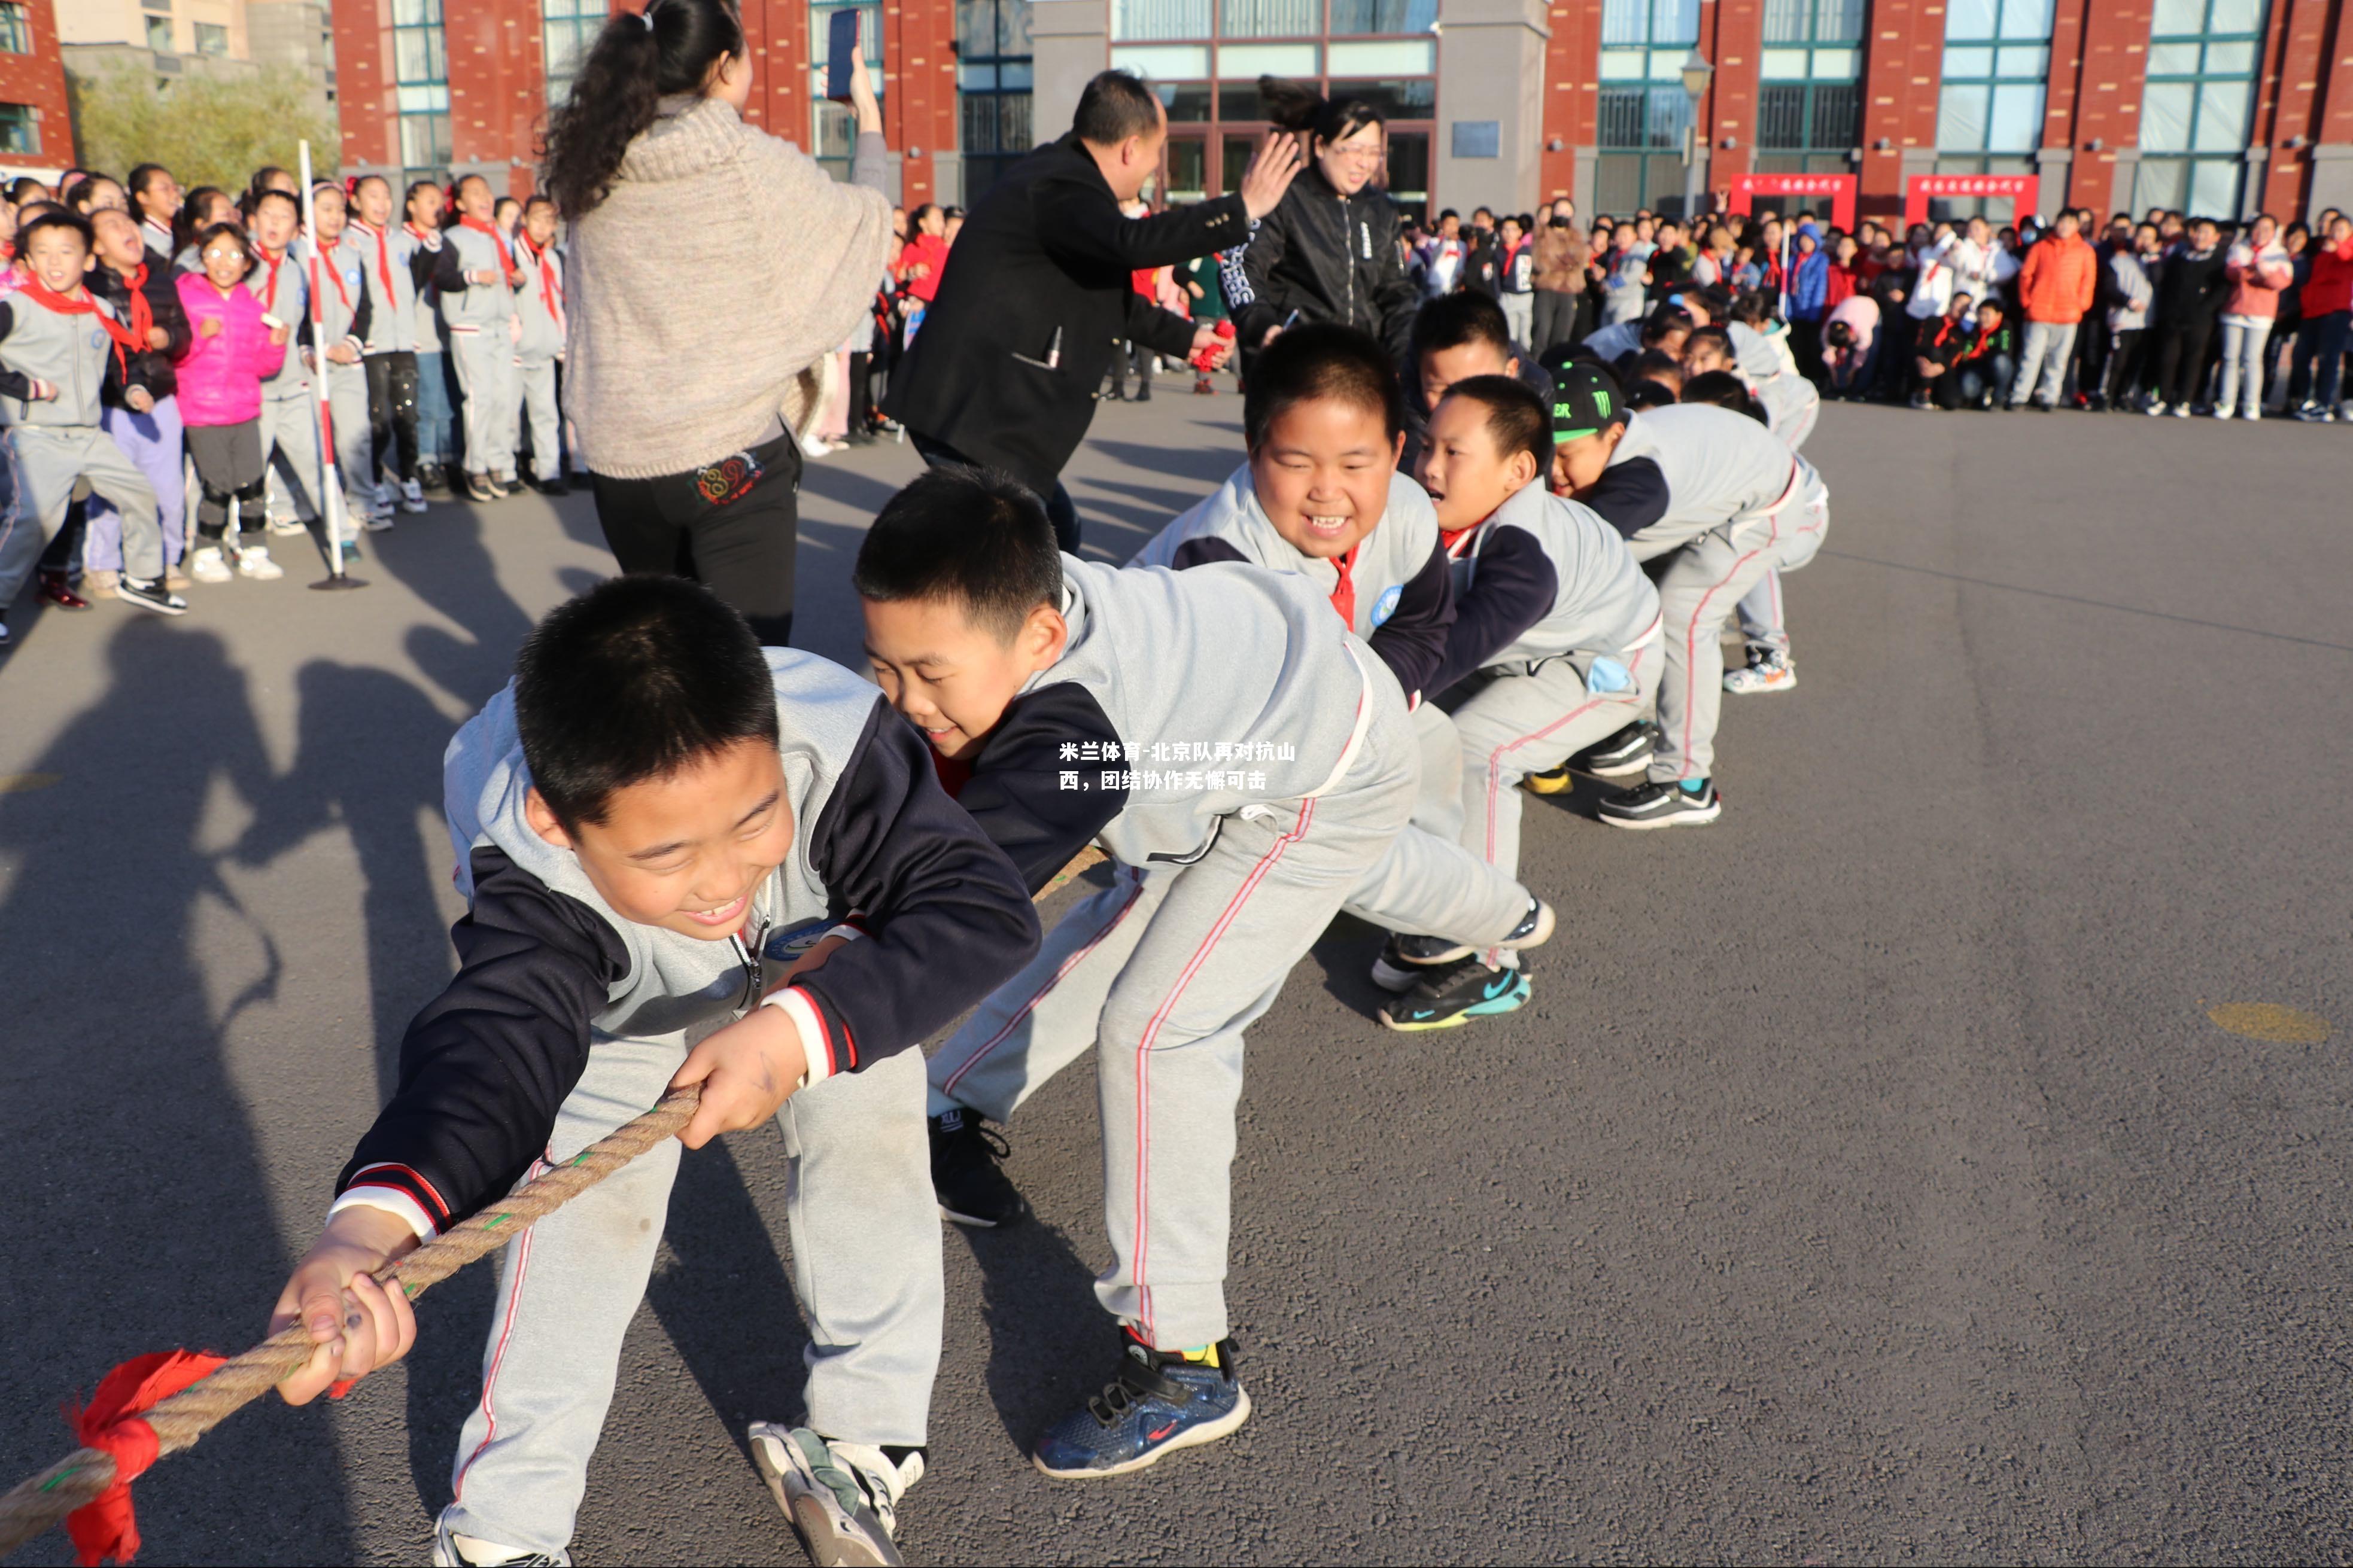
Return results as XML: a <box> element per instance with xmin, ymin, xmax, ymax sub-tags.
<box><xmin>0</xmin><ymin>845</ymin><xmax>1106</xmax><ymax>1561</ymax></box>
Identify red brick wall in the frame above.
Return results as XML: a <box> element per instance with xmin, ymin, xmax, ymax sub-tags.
<box><xmin>1539</xmin><ymin>0</ymin><xmax>1600</xmax><ymax>202</ymax></box>
<box><xmin>446</xmin><ymin>0</ymin><xmax>548</xmax><ymax>194</ymax></box>
<box><xmin>2264</xmin><ymin>0</ymin><xmax>2351</xmax><ymax>212</ymax></box>
<box><xmin>1858</xmin><ymin>0</ymin><xmax>1945</xmax><ymax>218</ymax></box>
<box><xmin>2060</xmin><ymin>0</ymin><xmax>2152</xmax><ymax>210</ymax></box>
<box><xmin>332</xmin><ymin>0</ymin><xmax>394</xmax><ymax>172</ymax></box>
<box><xmin>1709</xmin><ymin>0</ymin><xmax>1764</xmax><ymax>187</ymax></box>
<box><xmin>1</xmin><ymin>0</ymin><xmax>76</xmax><ymax>173</ymax></box>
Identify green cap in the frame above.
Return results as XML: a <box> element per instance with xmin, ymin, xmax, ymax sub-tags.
<box><xmin>1550</xmin><ymin>360</ymin><xmax>1630</xmax><ymax>443</ymax></box>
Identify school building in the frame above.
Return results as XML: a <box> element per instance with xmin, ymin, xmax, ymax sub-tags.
<box><xmin>324</xmin><ymin>0</ymin><xmax>2353</xmax><ymax>225</ymax></box>
<box><xmin>0</xmin><ymin>0</ymin><xmax>75</xmax><ymax>184</ymax></box>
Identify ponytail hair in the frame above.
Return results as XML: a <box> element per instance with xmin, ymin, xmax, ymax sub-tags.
<box><xmin>542</xmin><ymin>0</ymin><xmax>746</xmax><ymax>220</ymax></box>
<box><xmin>1257</xmin><ymin>75</ymin><xmax>1383</xmax><ymax>152</ymax></box>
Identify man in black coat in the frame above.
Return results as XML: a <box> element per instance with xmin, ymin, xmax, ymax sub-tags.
<box><xmin>883</xmin><ymin>70</ymin><xmax>1300</xmax><ymax>550</ymax></box>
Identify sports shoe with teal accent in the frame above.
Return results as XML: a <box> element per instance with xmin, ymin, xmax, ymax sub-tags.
<box><xmin>749</xmin><ymin>1423</ymin><xmax>922</xmax><ymax>1566</ymax></box>
<box><xmin>1032</xmin><ymin>1335</ymin><xmax>1250</xmax><ymax>1478</ymax></box>
<box><xmin>1376</xmin><ymin>957</ymin><xmax>1532</xmax><ymax>1031</ymax></box>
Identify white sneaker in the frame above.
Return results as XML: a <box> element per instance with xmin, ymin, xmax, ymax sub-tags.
<box><xmin>2145</xmin><ymin>401</ymin><xmax>2169</xmax><ymax>416</ymax></box>
<box><xmin>266</xmin><ymin>510</ymin><xmax>308</xmax><ymax>536</ymax></box>
<box><xmin>402</xmin><ymin>478</ymin><xmax>427</xmax><ymax>513</ymax></box>
<box><xmin>2212</xmin><ymin>406</ymin><xmax>2235</xmax><ymax>421</ymax></box>
<box><xmin>361</xmin><ymin>505</ymin><xmax>397</xmax><ymax>533</ymax></box>
<box><xmin>429</xmin><ymin>1514</ymin><xmax>571</xmax><ymax>1567</ymax></box>
<box><xmin>189</xmin><ymin>546</ymin><xmax>233</xmax><ymax>583</ymax></box>
<box><xmin>83</xmin><ymin>568</ymin><xmax>121</xmax><ymax>599</ymax></box>
<box><xmin>750</xmin><ymin>1422</ymin><xmax>920</xmax><ymax>1567</ymax></box>
<box><xmin>2172</xmin><ymin>403</ymin><xmax>2193</xmax><ymax>418</ymax></box>
<box><xmin>1723</xmin><ymin>650</ymin><xmax>1797</xmax><ymax>695</ymax></box>
<box><xmin>235</xmin><ymin>544</ymin><xmax>285</xmax><ymax>580</ymax></box>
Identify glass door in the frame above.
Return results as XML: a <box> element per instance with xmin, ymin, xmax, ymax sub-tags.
<box><xmin>1165</xmin><ymin>133</ymin><xmax>1209</xmax><ymax>204</ymax></box>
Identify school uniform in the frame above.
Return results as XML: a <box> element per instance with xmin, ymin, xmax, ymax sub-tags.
<box><xmin>511</xmin><ymin>233</ymin><xmax>566</xmax><ymax>483</ymax></box>
<box><xmin>308</xmin><ymin>238</ymin><xmax>379</xmax><ymax>525</ymax></box>
<box><xmin>1729</xmin><ymin>320</ymin><xmax>1820</xmax><ymax>450</ymax></box>
<box><xmin>84</xmin><ymin>257</ymin><xmax>193</xmax><ymax>572</ymax></box>
<box><xmin>437</xmin><ymin>218</ymin><xmax>522</xmax><ymax>481</ymax></box>
<box><xmin>407</xmin><ymin>221</ymin><xmax>457</xmax><ymax>468</ymax></box>
<box><xmin>0</xmin><ymin>288</ymin><xmax>166</xmax><ymax>607</ymax></box>
<box><xmin>1130</xmin><ymin>462</ymin><xmax>1530</xmax><ymax>923</ymax></box>
<box><xmin>1575</xmin><ymin>403</ymin><xmax>1809</xmax><ymax>783</ymax></box>
<box><xmin>342</xmin><ymin>217</ymin><xmax>431</xmax><ymax>488</ymax></box>
<box><xmin>1431</xmin><ymin>480</ymin><xmax>1661</xmax><ymax>920</ymax></box>
<box><xmin>246</xmin><ymin>245</ymin><xmax>332</xmax><ymax>529</ymax></box>
<box><xmin>927</xmin><ymin>555</ymin><xmax>1531</xmax><ymax>1351</ymax></box>
<box><xmin>333</xmin><ymin>649</ymin><xmax>1038</xmax><ymax>1557</ymax></box>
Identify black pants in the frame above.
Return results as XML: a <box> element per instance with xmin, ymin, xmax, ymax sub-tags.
<box><xmin>1789</xmin><ymin>319</ymin><xmax>1824</xmax><ymax>383</ymax></box>
<box><xmin>1104</xmin><ymin>340</ymin><xmax>1154</xmax><ymax>400</ymax></box>
<box><xmin>2103</xmin><ymin>327</ymin><xmax>2147</xmax><ymax>406</ymax></box>
<box><xmin>590</xmin><ymin>429</ymin><xmax>803</xmax><ymax>646</ymax></box>
<box><xmin>364</xmin><ymin>351</ymin><xmax>421</xmax><ymax>485</ymax></box>
<box><xmin>909</xmin><ymin>428</ymin><xmax>1080</xmax><ymax>553</ymax></box>
<box><xmin>1531</xmin><ymin>290</ymin><xmax>1577</xmax><ymax>354</ymax></box>
<box><xmin>847</xmin><ymin>350</ymin><xmax>875</xmax><ymax>434</ymax></box>
<box><xmin>2154</xmin><ymin>318</ymin><xmax>2215</xmax><ymax>407</ymax></box>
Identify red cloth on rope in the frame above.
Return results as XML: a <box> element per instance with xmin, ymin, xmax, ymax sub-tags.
<box><xmin>63</xmin><ymin>1350</ymin><xmax>227</xmax><ymax>1566</ymax></box>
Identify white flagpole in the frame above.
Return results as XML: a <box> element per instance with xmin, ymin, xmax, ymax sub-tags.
<box><xmin>297</xmin><ymin>139</ymin><xmax>366</xmax><ymax>590</ymax></box>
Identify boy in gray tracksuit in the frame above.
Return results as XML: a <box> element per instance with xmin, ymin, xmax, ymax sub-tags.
<box><xmin>510</xmin><ymin>198</ymin><xmax>566</xmax><ymax>491</ymax></box>
<box><xmin>858</xmin><ymin>467</ymin><xmax>1552</xmax><ymax>1482</ymax></box>
<box><xmin>245</xmin><ymin>193</ymin><xmax>336</xmax><ymax>541</ymax></box>
<box><xmin>263</xmin><ymin>576</ymin><xmax>1039</xmax><ymax>1568</ymax></box>
<box><xmin>1551</xmin><ymin>364</ymin><xmax>1808</xmax><ymax>829</ymax></box>
<box><xmin>436</xmin><ymin>175</ymin><xmax>522</xmax><ymax>499</ymax></box>
<box><xmin>1728</xmin><ymin>317</ymin><xmax>1820</xmax><ymax>450</ymax></box>
<box><xmin>0</xmin><ymin>211</ymin><xmax>181</xmax><ymax>627</ymax></box>
<box><xmin>305</xmin><ymin>188</ymin><xmax>386</xmax><ymax>532</ymax></box>
<box><xmin>1416</xmin><ymin>373</ymin><xmax>1661</xmax><ymax>937</ymax></box>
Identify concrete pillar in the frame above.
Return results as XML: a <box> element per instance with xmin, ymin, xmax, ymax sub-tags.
<box><xmin>2311</xmin><ymin>145</ymin><xmax>2353</xmax><ymax>216</ymax></box>
<box><xmin>1032</xmin><ymin>0</ymin><xmax>1108</xmax><ymax>150</ymax></box>
<box><xmin>1434</xmin><ymin>0</ymin><xmax>1549</xmax><ymax>215</ymax></box>
<box><xmin>2035</xmin><ymin>145</ymin><xmax>2073</xmax><ymax>217</ymax></box>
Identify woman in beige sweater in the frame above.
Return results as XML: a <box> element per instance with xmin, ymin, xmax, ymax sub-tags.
<box><xmin>542</xmin><ymin>0</ymin><xmax>892</xmax><ymax>644</ymax></box>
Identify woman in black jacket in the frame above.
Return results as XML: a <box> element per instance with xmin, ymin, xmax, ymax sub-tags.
<box><xmin>1233</xmin><ymin>77</ymin><xmax>1421</xmax><ymax>360</ymax></box>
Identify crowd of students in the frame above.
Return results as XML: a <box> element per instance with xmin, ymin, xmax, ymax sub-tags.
<box><xmin>0</xmin><ymin>161</ymin><xmax>580</xmax><ymax>647</ymax></box>
<box><xmin>1390</xmin><ymin>197</ymin><xmax>2353</xmax><ymax>421</ymax></box>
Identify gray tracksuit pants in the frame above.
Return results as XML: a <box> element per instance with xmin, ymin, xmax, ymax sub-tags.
<box><xmin>329</xmin><ymin>363</ymin><xmax>376</xmax><ymax>514</ymax></box>
<box><xmin>439</xmin><ymin>1036</ymin><xmax>941</xmax><ymax>1557</ymax></box>
<box><xmin>1734</xmin><ymin>488</ymin><xmax>1830</xmax><ymax>656</ymax></box>
<box><xmin>518</xmin><ymin>357</ymin><xmax>560</xmax><ymax>482</ymax></box>
<box><xmin>1651</xmin><ymin>519</ymin><xmax>1783</xmax><ymax>784</ymax></box>
<box><xmin>1451</xmin><ymin>641</ymin><xmax>1661</xmax><ymax>949</ymax></box>
<box><xmin>260</xmin><ymin>394</ymin><xmax>329</xmax><ymax>528</ymax></box>
<box><xmin>451</xmin><ymin>326</ymin><xmax>518</xmax><ymax>479</ymax></box>
<box><xmin>0</xmin><ymin>425</ymin><xmax>160</xmax><ymax>604</ymax></box>
<box><xmin>928</xmin><ymin>708</ymin><xmax>1437</xmax><ymax>1351</ymax></box>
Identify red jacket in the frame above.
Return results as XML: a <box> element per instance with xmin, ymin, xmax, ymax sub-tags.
<box><xmin>1825</xmin><ymin>264</ymin><xmax>1859</xmax><ymax>309</ymax></box>
<box><xmin>2016</xmin><ymin>232</ymin><xmax>2098</xmax><ymax>324</ymax></box>
<box><xmin>2304</xmin><ymin>235</ymin><xmax>2353</xmax><ymax>318</ymax></box>
<box><xmin>895</xmin><ymin>233</ymin><xmax>950</xmax><ymax>303</ymax></box>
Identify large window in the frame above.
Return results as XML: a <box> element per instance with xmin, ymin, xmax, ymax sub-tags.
<box><xmin>1934</xmin><ymin>0</ymin><xmax>2050</xmax><ymax>218</ymax></box>
<box><xmin>2133</xmin><ymin>0</ymin><xmax>2264</xmax><ymax>218</ymax></box>
<box><xmin>0</xmin><ymin>102</ymin><xmax>34</xmax><ymax>156</ymax></box>
<box><xmin>1105</xmin><ymin>4</ymin><xmax>1434</xmax><ymax>213</ymax></box>
<box><xmin>193</xmin><ymin>20</ymin><xmax>228</xmax><ymax>54</ymax></box>
<box><xmin>543</xmin><ymin>0</ymin><xmax>603</xmax><ymax>108</ymax></box>
<box><xmin>1595</xmin><ymin>0</ymin><xmax>1701</xmax><ymax>215</ymax></box>
<box><xmin>0</xmin><ymin>4</ymin><xmax>32</xmax><ymax>54</ymax></box>
<box><xmin>393</xmin><ymin>0</ymin><xmax>451</xmax><ymax>181</ymax></box>
<box><xmin>960</xmin><ymin>0</ymin><xmax>1034</xmax><ymax>195</ymax></box>
<box><xmin>809</xmin><ymin>1</ymin><xmax>883</xmax><ymax>182</ymax></box>
<box><xmin>1755</xmin><ymin>0</ymin><xmax>1862</xmax><ymax>175</ymax></box>
<box><xmin>146</xmin><ymin>14</ymin><xmax>174</xmax><ymax>51</ymax></box>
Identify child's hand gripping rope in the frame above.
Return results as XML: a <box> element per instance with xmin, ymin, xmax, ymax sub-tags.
<box><xmin>0</xmin><ymin>844</ymin><xmax>1105</xmax><ymax>1566</ymax></box>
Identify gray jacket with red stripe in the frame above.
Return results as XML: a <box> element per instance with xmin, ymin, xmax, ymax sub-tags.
<box><xmin>331</xmin><ymin>648</ymin><xmax>1039</xmax><ymax>1234</ymax></box>
<box><xmin>1577</xmin><ymin>401</ymin><xmax>1803</xmax><ymax>562</ymax></box>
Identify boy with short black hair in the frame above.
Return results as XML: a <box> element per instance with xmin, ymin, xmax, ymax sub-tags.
<box><xmin>1549</xmin><ymin>360</ymin><xmax>1825</xmax><ymax>824</ymax></box>
<box><xmin>436</xmin><ymin>172</ymin><xmax>523</xmax><ymax>501</ymax></box>
<box><xmin>1130</xmin><ymin>322</ymin><xmax>1552</xmax><ymax>1027</ymax></box>
<box><xmin>0</xmin><ymin>209</ymin><xmax>183</xmax><ymax>640</ymax></box>
<box><xmin>511</xmin><ymin>194</ymin><xmax>568</xmax><ymax>495</ymax></box>
<box><xmin>1416</xmin><ymin>373</ymin><xmax>1659</xmax><ymax>968</ymax></box>
<box><xmin>1400</xmin><ymin>289</ymin><xmax>1551</xmax><ymax>472</ymax></box>
<box><xmin>862</xmin><ymin>462</ymin><xmax>1547</xmax><ymax>1478</ymax></box>
<box><xmin>263</xmin><ymin>575</ymin><xmax>1040</xmax><ymax>1568</ymax></box>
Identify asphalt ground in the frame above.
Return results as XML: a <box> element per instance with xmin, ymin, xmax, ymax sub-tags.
<box><xmin>1</xmin><ymin>388</ymin><xmax>2348</xmax><ymax>1564</ymax></box>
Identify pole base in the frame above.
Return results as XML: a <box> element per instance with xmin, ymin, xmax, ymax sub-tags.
<box><xmin>308</xmin><ymin>574</ymin><xmax>370</xmax><ymax>591</ymax></box>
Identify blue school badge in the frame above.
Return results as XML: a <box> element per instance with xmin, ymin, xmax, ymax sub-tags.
<box><xmin>1371</xmin><ymin>584</ymin><xmax>1403</xmax><ymax>627</ymax></box>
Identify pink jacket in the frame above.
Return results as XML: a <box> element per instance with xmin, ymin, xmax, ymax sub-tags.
<box><xmin>174</xmin><ymin>270</ymin><xmax>286</xmax><ymax>427</ymax></box>
<box><xmin>2222</xmin><ymin>241</ymin><xmax>2293</xmax><ymax>319</ymax></box>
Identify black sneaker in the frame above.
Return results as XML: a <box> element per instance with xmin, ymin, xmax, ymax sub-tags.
<box><xmin>1598</xmin><ymin>778</ymin><xmax>1721</xmax><ymax>829</ymax></box>
<box><xmin>929</xmin><ymin>1109</ymin><xmax>1030</xmax><ymax>1228</ymax></box>
<box><xmin>1378</xmin><ymin>957</ymin><xmax>1533</xmax><ymax>1031</ymax></box>
<box><xmin>464</xmin><ymin>473</ymin><xmax>496</xmax><ymax>503</ymax></box>
<box><xmin>115</xmin><ymin>575</ymin><xmax>189</xmax><ymax>617</ymax></box>
<box><xmin>533</xmin><ymin>476</ymin><xmax>571</xmax><ymax>497</ymax></box>
<box><xmin>1369</xmin><ymin>899</ymin><xmax>1554</xmax><ymax>986</ymax></box>
<box><xmin>1564</xmin><ymin>720</ymin><xmax>1656</xmax><ymax>781</ymax></box>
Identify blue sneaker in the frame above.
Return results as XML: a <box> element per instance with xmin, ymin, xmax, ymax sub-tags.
<box><xmin>1032</xmin><ymin>1335</ymin><xmax>1251</xmax><ymax>1478</ymax></box>
<box><xmin>1377</xmin><ymin>957</ymin><xmax>1531</xmax><ymax>1031</ymax></box>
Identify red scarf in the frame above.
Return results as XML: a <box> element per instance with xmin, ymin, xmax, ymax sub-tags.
<box><xmin>314</xmin><ymin>239</ymin><xmax>354</xmax><ymax>315</ymax></box>
<box><xmin>461</xmin><ymin>212</ymin><xmax>514</xmax><ymax>276</ymax></box>
<box><xmin>1327</xmin><ymin>547</ymin><xmax>1357</xmax><ymax>628</ymax></box>
<box><xmin>519</xmin><ymin>233</ymin><xmax>564</xmax><ymax>334</ymax></box>
<box><xmin>403</xmin><ymin>220</ymin><xmax>435</xmax><ymax>246</ymax></box>
<box><xmin>257</xmin><ymin>246</ymin><xmax>287</xmax><ymax>314</ymax></box>
<box><xmin>19</xmin><ymin>273</ymin><xmax>145</xmax><ymax>377</ymax></box>
<box><xmin>350</xmin><ymin>216</ymin><xmax>396</xmax><ymax>303</ymax></box>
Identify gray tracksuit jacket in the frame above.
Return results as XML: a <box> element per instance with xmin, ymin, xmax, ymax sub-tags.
<box><xmin>247</xmin><ymin>249</ymin><xmax>313</xmax><ymax>402</ymax></box>
<box><xmin>1430</xmin><ymin>477</ymin><xmax>1662</xmax><ymax>693</ymax></box>
<box><xmin>1129</xmin><ymin>464</ymin><xmax>1455</xmax><ymax>705</ymax></box>
<box><xmin>512</xmin><ymin>235</ymin><xmax>566</xmax><ymax>363</ymax></box>
<box><xmin>332</xmin><ymin>648</ymin><xmax>1039</xmax><ymax>1234</ymax></box>
<box><xmin>439</xmin><ymin>221</ymin><xmax>519</xmax><ymax>331</ymax></box>
<box><xmin>341</xmin><ymin>220</ymin><xmax>423</xmax><ymax>355</ymax></box>
<box><xmin>0</xmin><ymin>291</ymin><xmax>121</xmax><ymax>428</ymax></box>
<box><xmin>311</xmin><ymin>239</ymin><xmax>372</xmax><ymax>363</ymax></box>
<box><xmin>407</xmin><ymin>223</ymin><xmax>448</xmax><ymax>354</ymax></box>
<box><xmin>1576</xmin><ymin>402</ymin><xmax>1804</xmax><ymax>562</ymax></box>
<box><xmin>1729</xmin><ymin>320</ymin><xmax>1817</xmax><ymax>444</ymax></box>
<box><xmin>951</xmin><ymin>553</ymin><xmax>1399</xmax><ymax>891</ymax></box>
